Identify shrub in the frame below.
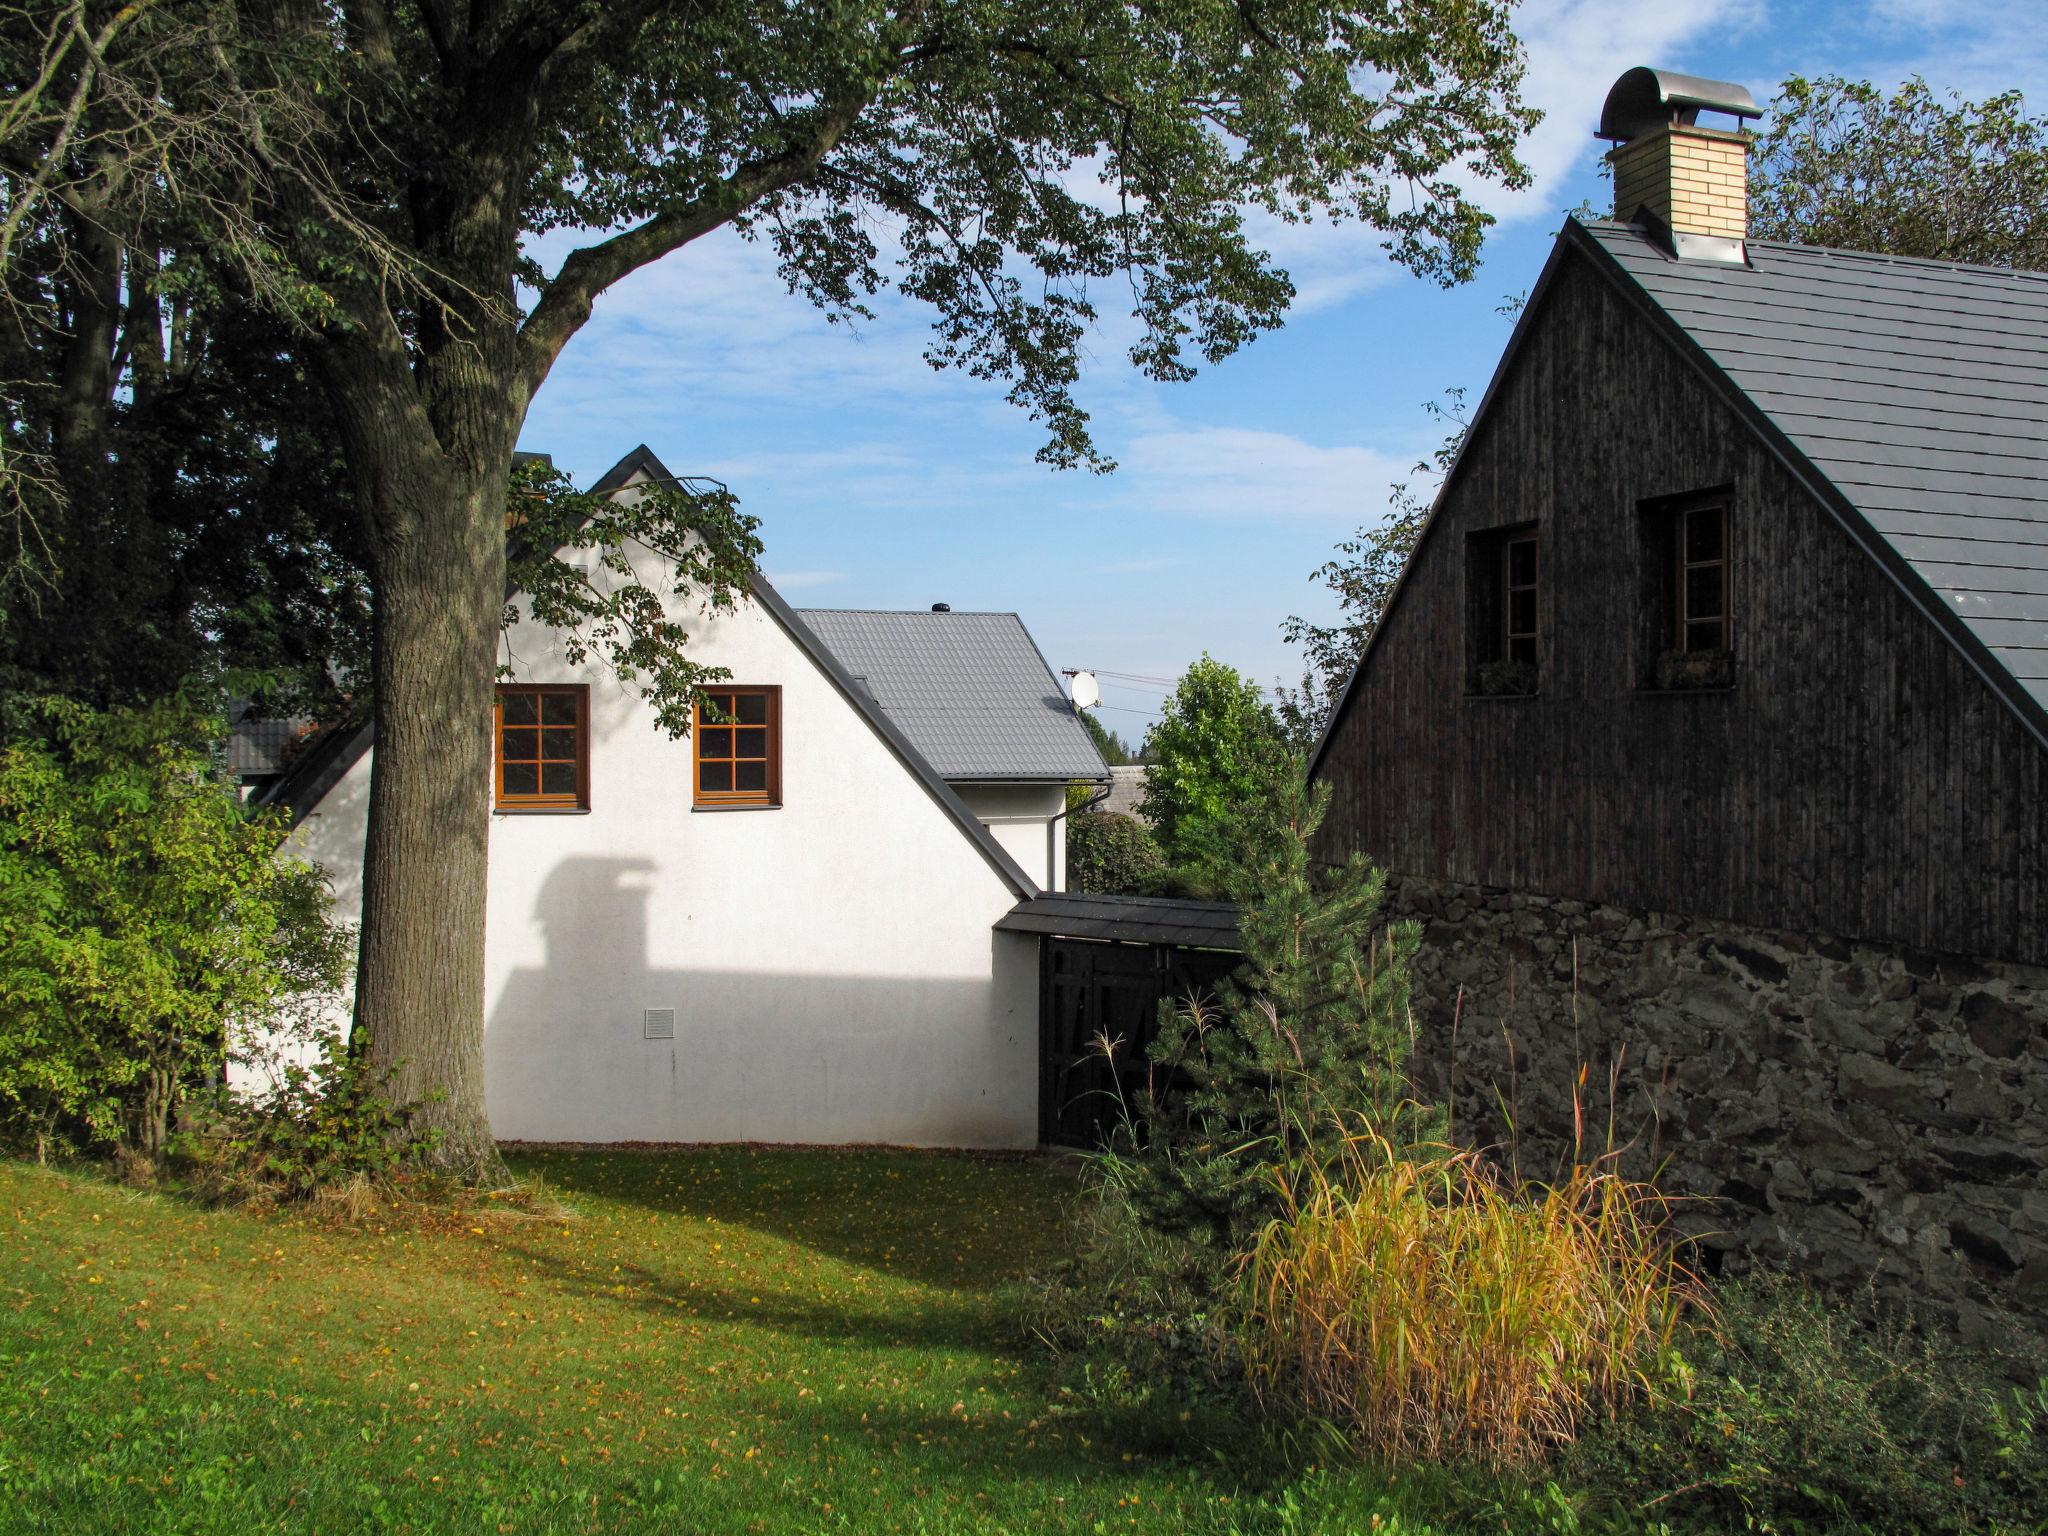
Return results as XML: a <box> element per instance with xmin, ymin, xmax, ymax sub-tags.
<box><xmin>0</xmin><ymin>696</ymin><xmax>348</xmax><ymax>1160</ymax></box>
<box><xmin>175</xmin><ymin>1028</ymin><xmax>442</xmax><ymax>1206</ymax></box>
<box><xmin>1118</xmin><ymin>771</ymin><xmax>1429</xmax><ymax>1267</ymax></box>
<box><xmin>1566</xmin><ymin>1273</ymin><xmax>2048</xmax><ymax>1533</ymax></box>
<box><xmin>1067</xmin><ymin>810</ymin><xmax>1165</xmax><ymax>895</ymax></box>
<box><xmin>1234</xmin><ymin>1134</ymin><xmax>1701</xmax><ymax>1469</ymax></box>
<box><xmin>1137</xmin><ymin>656</ymin><xmax>1293</xmax><ymax>871</ymax></box>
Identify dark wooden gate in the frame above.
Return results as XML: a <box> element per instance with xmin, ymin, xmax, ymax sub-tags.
<box><xmin>1038</xmin><ymin>939</ymin><xmax>1238</xmax><ymax>1149</ymax></box>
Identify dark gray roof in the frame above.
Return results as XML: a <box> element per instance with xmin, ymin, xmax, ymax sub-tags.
<box><xmin>995</xmin><ymin>892</ymin><xmax>1242</xmax><ymax>950</ymax></box>
<box><xmin>794</xmin><ymin>609</ymin><xmax>1108</xmax><ymax>781</ymax></box>
<box><xmin>262</xmin><ymin>446</ymin><xmax>1039</xmax><ymax>899</ymax></box>
<box><xmin>1581</xmin><ymin>219</ymin><xmax>2048</xmax><ymax>719</ymax></box>
<box><xmin>1100</xmin><ymin>764</ymin><xmax>1149</xmax><ymax>819</ymax></box>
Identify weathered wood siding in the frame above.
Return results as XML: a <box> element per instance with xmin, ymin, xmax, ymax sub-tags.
<box><xmin>1313</xmin><ymin>249</ymin><xmax>2048</xmax><ymax>966</ymax></box>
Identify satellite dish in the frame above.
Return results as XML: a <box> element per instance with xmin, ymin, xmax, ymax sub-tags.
<box><xmin>1069</xmin><ymin>670</ymin><xmax>1100</xmax><ymax>710</ymax></box>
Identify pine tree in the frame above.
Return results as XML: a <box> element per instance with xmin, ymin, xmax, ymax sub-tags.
<box><xmin>1120</xmin><ymin>769</ymin><xmax>1425</xmax><ymax>1260</ymax></box>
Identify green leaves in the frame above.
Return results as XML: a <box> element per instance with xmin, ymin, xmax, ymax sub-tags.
<box><xmin>503</xmin><ymin>458</ymin><xmax>764</xmax><ymax>739</ymax></box>
<box><xmin>1136</xmin><ymin>656</ymin><xmax>1292</xmax><ymax>878</ymax></box>
<box><xmin>1750</xmin><ymin>75</ymin><xmax>2048</xmax><ymax>268</ymax></box>
<box><xmin>0</xmin><ymin>695</ymin><xmax>348</xmax><ymax>1155</ymax></box>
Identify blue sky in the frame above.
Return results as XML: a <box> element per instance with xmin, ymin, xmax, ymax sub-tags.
<box><xmin>521</xmin><ymin>0</ymin><xmax>2047</xmax><ymax>737</ymax></box>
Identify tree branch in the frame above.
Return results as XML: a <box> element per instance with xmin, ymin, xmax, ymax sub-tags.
<box><xmin>516</xmin><ymin>95</ymin><xmax>866</xmax><ymax>393</ymax></box>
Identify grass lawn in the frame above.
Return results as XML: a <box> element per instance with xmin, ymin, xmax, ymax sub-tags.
<box><xmin>0</xmin><ymin>1148</ymin><xmax>1491</xmax><ymax>1536</ymax></box>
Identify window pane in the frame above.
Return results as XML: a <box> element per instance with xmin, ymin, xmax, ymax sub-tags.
<box><xmin>699</xmin><ymin>692</ymin><xmax>735</xmax><ymax>725</ymax></box>
<box><xmin>1686</xmin><ymin>620</ymin><xmax>1725</xmax><ymax>654</ymax></box>
<box><xmin>735</xmin><ymin>727</ymin><xmax>767</xmax><ymax>759</ymax></box>
<box><xmin>541</xmin><ymin>762</ymin><xmax>579</xmax><ymax>797</ymax></box>
<box><xmin>1508</xmin><ymin>537</ymin><xmax>1537</xmax><ymax>587</ymax></box>
<box><xmin>1509</xmin><ymin>635</ymin><xmax>1538</xmax><ymax>664</ymax></box>
<box><xmin>699</xmin><ymin>726</ymin><xmax>732</xmax><ymax>760</ymax></box>
<box><xmin>540</xmin><ymin>727</ymin><xmax>578</xmax><ymax>761</ymax></box>
<box><xmin>501</xmin><ymin>762</ymin><xmax>538</xmax><ymax>796</ymax></box>
<box><xmin>500</xmin><ymin>691</ymin><xmax>538</xmax><ymax>725</ymax></box>
<box><xmin>541</xmin><ymin>692</ymin><xmax>578</xmax><ymax>725</ymax></box>
<box><xmin>735</xmin><ymin>760</ymin><xmax>767</xmax><ymax>792</ymax></box>
<box><xmin>736</xmin><ymin>693</ymin><xmax>768</xmax><ymax>725</ymax></box>
<box><xmin>699</xmin><ymin>761</ymin><xmax>733</xmax><ymax>793</ymax></box>
<box><xmin>1685</xmin><ymin>508</ymin><xmax>1724</xmax><ymax>563</ymax></box>
<box><xmin>1508</xmin><ymin>589</ymin><xmax>1537</xmax><ymax>636</ymax></box>
<box><xmin>1685</xmin><ymin>565</ymin><xmax>1723</xmax><ymax>621</ymax></box>
<box><xmin>499</xmin><ymin>725</ymin><xmax>538</xmax><ymax>762</ymax></box>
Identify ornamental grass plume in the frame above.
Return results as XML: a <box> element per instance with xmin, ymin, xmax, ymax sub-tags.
<box><xmin>1233</xmin><ymin>1126</ymin><xmax>1703</xmax><ymax>1469</ymax></box>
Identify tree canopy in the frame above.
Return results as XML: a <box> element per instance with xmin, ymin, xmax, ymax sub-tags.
<box><xmin>1138</xmin><ymin>655</ymin><xmax>1292</xmax><ymax>874</ymax></box>
<box><xmin>4</xmin><ymin>0</ymin><xmax>1539</xmax><ymax>1170</ymax></box>
<box><xmin>1749</xmin><ymin>75</ymin><xmax>2048</xmax><ymax>269</ymax></box>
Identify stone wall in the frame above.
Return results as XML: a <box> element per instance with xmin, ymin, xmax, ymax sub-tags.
<box><xmin>1392</xmin><ymin>876</ymin><xmax>2048</xmax><ymax>1335</ymax></box>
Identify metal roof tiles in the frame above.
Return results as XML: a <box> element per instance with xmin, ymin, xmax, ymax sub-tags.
<box><xmin>794</xmin><ymin>608</ymin><xmax>1108</xmax><ymax>782</ymax></box>
<box><xmin>1582</xmin><ymin>219</ymin><xmax>2048</xmax><ymax>712</ymax></box>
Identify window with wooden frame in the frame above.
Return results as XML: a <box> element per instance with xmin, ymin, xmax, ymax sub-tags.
<box><xmin>693</xmin><ymin>686</ymin><xmax>780</xmax><ymax>808</ymax></box>
<box><xmin>1674</xmin><ymin>503</ymin><xmax>1732</xmax><ymax>653</ymax></box>
<box><xmin>1638</xmin><ymin>493</ymin><xmax>1735</xmax><ymax>691</ymax></box>
<box><xmin>1466</xmin><ymin>523</ymin><xmax>1540</xmax><ymax>695</ymax></box>
<box><xmin>495</xmin><ymin>684</ymin><xmax>589</xmax><ymax>810</ymax></box>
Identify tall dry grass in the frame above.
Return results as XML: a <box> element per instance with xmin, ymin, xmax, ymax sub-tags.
<box><xmin>1233</xmin><ymin>1129</ymin><xmax>1703</xmax><ymax>1469</ymax></box>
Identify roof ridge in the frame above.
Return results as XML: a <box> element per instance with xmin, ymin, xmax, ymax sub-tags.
<box><xmin>1580</xmin><ymin>216</ymin><xmax>2048</xmax><ymax>284</ymax></box>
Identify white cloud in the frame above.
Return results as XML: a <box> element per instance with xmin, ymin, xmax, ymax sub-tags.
<box><xmin>1112</xmin><ymin>425</ymin><xmax>1429</xmax><ymax>523</ymax></box>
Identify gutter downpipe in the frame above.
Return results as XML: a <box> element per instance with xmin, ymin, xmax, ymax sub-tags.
<box><xmin>1045</xmin><ymin>780</ymin><xmax>1112</xmax><ymax>891</ymax></box>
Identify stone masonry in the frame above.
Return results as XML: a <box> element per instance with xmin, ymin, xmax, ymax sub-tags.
<box><xmin>1391</xmin><ymin>876</ymin><xmax>2048</xmax><ymax>1336</ymax></box>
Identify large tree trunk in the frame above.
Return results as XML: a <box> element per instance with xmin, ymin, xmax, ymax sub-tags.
<box><xmin>336</xmin><ymin>402</ymin><xmax>517</xmax><ymax>1180</ymax></box>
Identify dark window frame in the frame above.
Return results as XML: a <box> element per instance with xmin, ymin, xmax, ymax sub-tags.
<box><xmin>494</xmin><ymin>683</ymin><xmax>591</xmax><ymax>812</ymax></box>
<box><xmin>1465</xmin><ymin>520</ymin><xmax>1542</xmax><ymax>695</ymax></box>
<box><xmin>1637</xmin><ymin>487</ymin><xmax>1737</xmax><ymax>692</ymax></box>
<box><xmin>1674</xmin><ymin>502</ymin><xmax>1732</xmax><ymax>653</ymax></box>
<box><xmin>693</xmin><ymin>685</ymin><xmax>782</xmax><ymax>809</ymax></box>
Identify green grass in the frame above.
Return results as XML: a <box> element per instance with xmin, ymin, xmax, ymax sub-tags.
<box><xmin>0</xmin><ymin>1149</ymin><xmax>1500</xmax><ymax>1536</ymax></box>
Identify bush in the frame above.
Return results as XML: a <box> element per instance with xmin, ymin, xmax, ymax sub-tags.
<box><xmin>174</xmin><ymin>1028</ymin><xmax>443</xmax><ymax>1206</ymax></box>
<box><xmin>0</xmin><ymin>696</ymin><xmax>348</xmax><ymax>1160</ymax></box>
<box><xmin>1067</xmin><ymin>810</ymin><xmax>1166</xmax><ymax>894</ymax></box>
<box><xmin>1235</xmin><ymin>1134</ymin><xmax>1701</xmax><ymax>1469</ymax></box>
<box><xmin>1566</xmin><ymin>1273</ymin><xmax>2048</xmax><ymax>1534</ymax></box>
<box><xmin>1117</xmin><ymin>771</ymin><xmax>1429</xmax><ymax>1266</ymax></box>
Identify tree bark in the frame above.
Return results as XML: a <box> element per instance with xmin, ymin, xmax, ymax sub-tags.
<box><xmin>348</xmin><ymin>441</ymin><xmax>513</xmax><ymax>1179</ymax></box>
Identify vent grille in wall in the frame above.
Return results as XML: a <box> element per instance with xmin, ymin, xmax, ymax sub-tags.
<box><xmin>643</xmin><ymin>1008</ymin><xmax>676</xmax><ymax>1040</ymax></box>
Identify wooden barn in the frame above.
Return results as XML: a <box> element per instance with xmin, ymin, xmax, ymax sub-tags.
<box><xmin>1308</xmin><ymin>69</ymin><xmax>2048</xmax><ymax>1329</ymax></box>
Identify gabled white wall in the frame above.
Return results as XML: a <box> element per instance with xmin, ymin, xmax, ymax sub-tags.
<box><xmin>953</xmin><ymin>782</ymin><xmax>1070</xmax><ymax>891</ymax></box>
<box><xmin>274</xmin><ymin>520</ymin><xmax>1042</xmax><ymax>1148</ymax></box>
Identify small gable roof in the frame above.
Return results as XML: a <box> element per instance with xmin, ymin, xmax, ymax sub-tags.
<box><xmin>795</xmin><ymin>608</ymin><xmax>1107</xmax><ymax>782</ymax></box>
<box><xmin>259</xmin><ymin>446</ymin><xmax>1038</xmax><ymax>897</ymax></box>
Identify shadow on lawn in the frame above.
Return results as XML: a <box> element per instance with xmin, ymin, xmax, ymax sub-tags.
<box><xmin>507</xmin><ymin>1145</ymin><xmax>1079</xmax><ymax>1293</ymax></box>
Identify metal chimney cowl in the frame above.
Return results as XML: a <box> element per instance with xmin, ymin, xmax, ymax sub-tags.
<box><xmin>1599</xmin><ymin>66</ymin><xmax>1761</xmax><ymax>265</ymax></box>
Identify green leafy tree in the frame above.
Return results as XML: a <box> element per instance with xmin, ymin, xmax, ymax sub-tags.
<box><xmin>10</xmin><ymin>1</ymin><xmax>1536</xmax><ymax>1171</ymax></box>
<box><xmin>1139</xmin><ymin>656</ymin><xmax>1291</xmax><ymax>872</ymax></box>
<box><xmin>1121</xmin><ymin>771</ymin><xmax>1423</xmax><ymax>1265</ymax></box>
<box><xmin>1066</xmin><ymin>811</ymin><xmax>1165</xmax><ymax>896</ymax></box>
<box><xmin>0</xmin><ymin>697</ymin><xmax>348</xmax><ymax>1161</ymax></box>
<box><xmin>1750</xmin><ymin>76</ymin><xmax>2048</xmax><ymax>267</ymax></box>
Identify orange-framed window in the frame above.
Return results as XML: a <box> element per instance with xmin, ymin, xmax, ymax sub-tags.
<box><xmin>694</xmin><ymin>686</ymin><xmax>780</xmax><ymax>808</ymax></box>
<box><xmin>495</xmin><ymin>684</ymin><xmax>589</xmax><ymax>811</ymax></box>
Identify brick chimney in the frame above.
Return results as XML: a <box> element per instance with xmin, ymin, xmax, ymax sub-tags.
<box><xmin>1598</xmin><ymin>67</ymin><xmax>1761</xmax><ymax>263</ymax></box>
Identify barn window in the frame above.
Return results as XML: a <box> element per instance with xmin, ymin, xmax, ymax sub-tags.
<box><xmin>495</xmin><ymin>685</ymin><xmax>589</xmax><ymax>810</ymax></box>
<box><xmin>694</xmin><ymin>686</ymin><xmax>780</xmax><ymax>807</ymax></box>
<box><xmin>1675</xmin><ymin>504</ymin><xmax>1731</xmax><ymax>652</ymax></box>
<box><xmin>1640</xmin><ymin>494</ymin><xmax>1735</xmax><ymax>690</ymax></box>
<box><xmin>1466</xmin><ymin>524</ymin><xmax>1540</xmax><ymax>695</ymax></box>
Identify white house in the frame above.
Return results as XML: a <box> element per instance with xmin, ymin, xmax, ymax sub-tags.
<box><xmin>258</xmin><ymin>445</ymin><xmax>1107</xmax><ymax>1148</ymax></box>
